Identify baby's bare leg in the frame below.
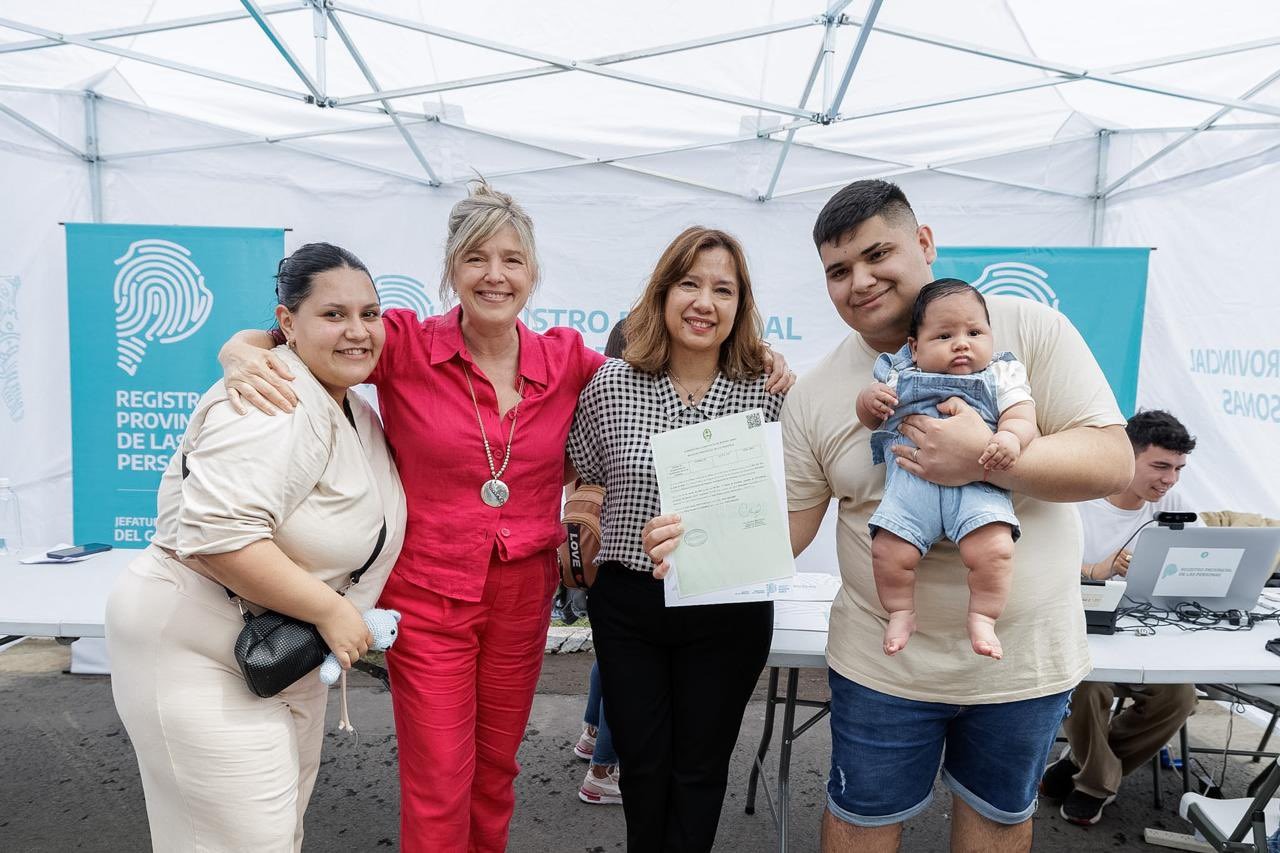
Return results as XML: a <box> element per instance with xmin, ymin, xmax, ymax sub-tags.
<box><xmin>956</xmin><ymin>523</ymin><xmax>1016</xmax><ymax>660</ymax></box>
<box><xmin>872</xmin><ymin>531</ymin><xmax>924</xmax><ymax>656</ymax></box>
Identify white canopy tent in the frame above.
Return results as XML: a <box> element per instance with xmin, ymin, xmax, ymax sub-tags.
<box><xmin>2</xmin><ymin>1</ymin><xmax>1278</xmax><ymax>546</ymax></box>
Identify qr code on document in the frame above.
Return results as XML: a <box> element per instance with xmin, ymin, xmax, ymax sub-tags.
<box><xmin>745</xmin><ymin>412</ymin><xmax>762</xmax><ymax>429</ymax></box>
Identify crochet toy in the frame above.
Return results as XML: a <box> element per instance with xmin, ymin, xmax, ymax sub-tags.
<box><xmin>319</xmin><ymin>608</ymin><xmax>401</xmax><ymax>737</ymax></box>
<box><xmin>319</xmin><ymin>608</ymin><xmax>402</xmax><ymax>685</ymax></box>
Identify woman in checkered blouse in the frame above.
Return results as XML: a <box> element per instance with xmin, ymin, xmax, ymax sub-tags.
<box><xmin>567</xmin><ymin>226</ymin><xmax>788</xmax><ymax>853</ymax></box>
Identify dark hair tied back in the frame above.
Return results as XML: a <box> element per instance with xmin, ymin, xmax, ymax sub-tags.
<box><xmin>274</xmin><ymin>242</ymin><xmax>371</xmax><ymax>315</ymax></box>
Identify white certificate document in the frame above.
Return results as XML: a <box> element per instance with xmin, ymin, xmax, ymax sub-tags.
<box><xmin>651</xmin><ymin>411</ymin><xmax>795</xmax><ymax>603</ymax></box>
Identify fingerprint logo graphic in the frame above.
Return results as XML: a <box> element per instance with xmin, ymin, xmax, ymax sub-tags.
<box><xmin>375</xmin><ymin>274</ymin><xmax>435</xmax><ymax>319</ymax></box>
<box><xmin>113</xmin><ymin>239</ymin><xmax>214</xmax><ymax>376</ymax></box>
<box><xmin>972</xmin><ymin>262</ymin><xmax>1060</xmax><ymax>311</ymax></box>
<box><xmin>0</xmin><ymin>275</ymin><xmax>22</xmax><ymax>421</ymax></box>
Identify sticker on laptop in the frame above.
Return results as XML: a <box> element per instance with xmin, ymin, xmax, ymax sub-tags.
<box><xmin>1152</xmin><ymin>547</ymin><xmax>1245</xmax><ymax>598</ymax></box>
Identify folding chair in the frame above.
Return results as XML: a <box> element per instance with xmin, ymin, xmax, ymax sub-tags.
<box><xmin>1180</xmin><ymin>758</ymin><xmax>1280</xmax><ymax>852</ymax></box>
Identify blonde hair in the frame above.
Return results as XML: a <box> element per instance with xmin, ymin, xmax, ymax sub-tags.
<box><xmin>439</xmin><ymin>180</ymin><xmax>540</xmax><ymax>305</ymax></box>
<box><xmin>623</xmin><ymin>226</ymin><xmax>766</xmax><ymax>381</ymax></box>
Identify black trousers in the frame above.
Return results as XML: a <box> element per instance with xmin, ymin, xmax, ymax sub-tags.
<box><xmin>589</xmin><ymin>562</ymin><xmax>773</xmax><ymax>853</ymax></box>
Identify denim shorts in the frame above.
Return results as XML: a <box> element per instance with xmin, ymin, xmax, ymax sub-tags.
<box><xmin>868</xmin><ymin>442</ymin><xmax>1020</xmax><ymax>554</ymax></box>
<box><xmin>826</xmin><ymin>670</ymin><xmax>1070</xmax><ymax>827</ymax></box>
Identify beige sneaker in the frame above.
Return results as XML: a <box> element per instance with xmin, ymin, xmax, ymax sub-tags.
<box><xmin>579</xmin><ymin>764</ymin><xmax>622</xmax><ymax>805</ymax></box>
<box><xmin>573</xmin><ymin>724</ymin><xmax>597</xmax><ymax>760</ymax></box>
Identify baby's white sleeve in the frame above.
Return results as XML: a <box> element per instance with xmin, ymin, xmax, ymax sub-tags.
<box><xmin>992</xmin><ymin>358</ymin><xmax>1034</xmax><ymax>414</ymax></box>
<box><xmin>883</xmin><ymin>369</ymin><xmax>900</xmax><ymax>391</ymax></box>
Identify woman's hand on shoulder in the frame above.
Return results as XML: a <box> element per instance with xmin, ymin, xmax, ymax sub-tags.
<box><xmin>641</xmin><ymin>513</ymin><xmax>683</xmax><ymax>579</ymax></box>
<box><xmin>221</xmin><ymin>339</ymin><xmax>298</xmax><ymax>416</ymax></box>
<box><xmin>762</xmin><ymin>346</ymin><xmax>796</xmax><ymax>395</ymax></box>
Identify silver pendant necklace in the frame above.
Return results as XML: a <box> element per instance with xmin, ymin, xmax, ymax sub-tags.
<box><xmin>462</xmin><ymin>364</ymin><xmax>525</xmax><ymax>508</ymax></box>
<box><xmin>669</xmin><ymin>370</ymin><xmax>718</xmax><ymax>406</ymax></box>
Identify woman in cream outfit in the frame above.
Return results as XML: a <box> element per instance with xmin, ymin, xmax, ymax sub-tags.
<box><xmin>105</xmin><ymin>243</ymin><xmax>407</xmax><ymax>853</ymax></box>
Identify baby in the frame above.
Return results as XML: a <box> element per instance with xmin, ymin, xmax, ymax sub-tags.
<box><xmin>855</xmin><ymin>279</ymin><xmax>1038</xmax><ymax>660</ymax></box>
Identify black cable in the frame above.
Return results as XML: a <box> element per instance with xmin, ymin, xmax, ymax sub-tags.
<box><xmin>1114</xmin><ymin>598</ymin><xmax>1280</xmax><ymax>634</ymax></box>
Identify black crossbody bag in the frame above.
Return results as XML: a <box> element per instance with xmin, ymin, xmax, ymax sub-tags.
<box><xmin>228</xmin><ymin>519</ymin><xmax>386</xmax><ymax>698</ymax></box>
<box><xmin>181</xmin><ymin>398</ymin><xmax>386</xmax><ymax>698</ymax></box>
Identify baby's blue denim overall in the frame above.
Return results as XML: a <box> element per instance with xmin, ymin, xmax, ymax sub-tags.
<box><xmin>867</xmin><ymin>344</ymin><xmax>1021</xmax><ymax>554</ymax></box>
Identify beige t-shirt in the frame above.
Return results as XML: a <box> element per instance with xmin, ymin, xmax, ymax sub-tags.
<box><xmin>152</xmin><ymin>347</ymin><xmax>407</xmax><ymax>611</ymax></box>
<box><xmin>783</xmin><ymin>296</ymin><xmax>1125</xmax><ymax>704</ymax></box>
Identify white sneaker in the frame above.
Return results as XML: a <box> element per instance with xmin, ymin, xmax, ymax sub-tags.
<box><xmin>579</xmin><ymin>764</ymin><xmax>622</xmax><ymax>805</ymax></box>
<box><xmin>573</xmin><ymin>724</ymin><xmax>596</xmax><ymax>761</ymax></box>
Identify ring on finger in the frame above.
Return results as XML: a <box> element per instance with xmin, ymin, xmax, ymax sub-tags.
<box><xmin>911</xmin><ymin>447</ymin><xmax>920</xmax><ymax>463</ymax></box>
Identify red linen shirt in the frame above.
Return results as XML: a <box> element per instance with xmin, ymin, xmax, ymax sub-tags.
<box><xmin>368</xmin><ymin>307</ymin><xmax>605</xmax><ymax>601</ymax></box>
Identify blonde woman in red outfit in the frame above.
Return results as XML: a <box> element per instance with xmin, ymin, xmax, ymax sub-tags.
<box><xmin>217</xmin><ymin>182</ymin><xmax>794</xmax><ymax>851</ymax></box>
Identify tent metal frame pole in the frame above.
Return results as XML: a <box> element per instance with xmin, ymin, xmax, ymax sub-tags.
<box><xmin>822</xmin><ymin>2</ymin><xmax>859</xmax><ymax>106</ymax></box>
<box><xmin>483</xmin><ymin>133</ymin><xmax>765</xmax><ymax>180</ymax></box>
<box><xmin>86</xmin><ymin>89</ymin><xmax>1096</xmax><ymax>200</ymax></box>
<box><xmin>432</xmin><ymin>118</ymin><xmax>748</xmax><ymax>197</ymax></box>
<box><xmin>756</xmin><ymin>77</ymin><xmax>1064</xmax><ymax>137</ymax></box>
<box><xmin>1110</xmin><ymin>123</ymin><xmax>1280</xmax><ymax>134</ymax></box>
<box><xmin>761</xmin><ymin>18</ymin><xmax>838</xmax><ymax>201</ymax></box>
<box><xmin>272</xmin><ymin>141</ymin><xmax>437</xmax><ymax>185</ymax></box>
<box><xmin>1103</xmin><ymin>36</ymin><xmax>1280</xmax><ymax>75</ymax></box>
<box><xmin>85</xmin><ymin>91</ymin><xmax>103</xmax><ymax>223</ymax></box>
<box><xmin>101</xmin><ymin>116</ymin><xmax>435</xmax><ymax>160</ymax></box>
<box><xmin>81</xmin><ymin>98</ymin><xmax>436</xmax><ymax>186</ymax></box>
<box><xmin>240</xmin><ymin>0</ymin><xmax>326</xmax><ymax>104</ymax></box>
<box><xmin>327</xmin><ymin>16</ymin><xmax>823</xmax><ymax>106</ymax></box>
<box><xmin>824</xmin><ymin>0</ymin><xmax>884</xmax><ymax>121</ymax></box>
<box><xmin>310</xmin><ymin>0</ymin><xmax>327</xmax><ymax>94</ymax></box>
<box><xmin>1108</xmin><ymin>139</ymin><xmax>1280</xmax><ymax>201</ymax></box>
<box><xmin>330</xmin><ymin>4</ymin><xmax>820</xmax><ymax>120</ymax></box>
<box><xmin>1104</xmin><ymin>66</ymin><xmax>1280</xmax><ymax>194</ymax></box>
<box><xmin>774</xmin><ymin>165</ymin><xmax>1092</xmax><ymax>200</ymax></box>
<box><xmin>760</xmin><ymin>36</ymin><xmax>1280</xmax><ymax>135</ymax></box>
<box><xmin>772</xmin><ymin>132</ymin><xmax>1099</xmax><ymax>200</ymax></box>
<box><xmin>326</xmin><ymin>8</ymin><xmax>442</xmax><ymax>185</ymax></box>
<box><xmin>838</xmin><ymin>15</ymin><xmax>1280</xmax><ymax>120</ymax></box>
<box><xmin>0</xmin><ymin>100</ymin><xmax>83</xmax><ymax>158</ymax></box>
<box><xmin>0</xmin><ymin>4</ymin><xmax>302</xmax><ymax>55</ymax></box>
<box><xmin>1091</xmin><ymin>129</ymin><xmax>1110</xmax><ymax>246</ymax></box>
<box><xmin>0</xmin><ymin>16</ymin><xmax>310</xmax><ymax>102</ymax></box>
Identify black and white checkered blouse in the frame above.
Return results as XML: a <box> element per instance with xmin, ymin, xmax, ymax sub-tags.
<box><xmin>566</xmin><ymin>358</ymin><xmax>787</xmax><ymax>574</ymax></box>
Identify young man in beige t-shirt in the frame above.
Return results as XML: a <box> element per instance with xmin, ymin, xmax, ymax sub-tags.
<box><xmin>784</xmin><ymin>180</ymin><xmax>1134</xmax><ymax>853</ymax></box>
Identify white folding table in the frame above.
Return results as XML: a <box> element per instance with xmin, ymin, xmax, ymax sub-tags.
<box><xmin>0</xmin><ymin>548</ymin><xmax>138</xmax><ymax>640</ymax></box>
<box><xmin>747</xmin><ymin>603</ymin><xmax>1280</xmax><ymax>853</ymax></box>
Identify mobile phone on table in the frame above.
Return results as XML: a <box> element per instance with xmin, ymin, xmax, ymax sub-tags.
<box><xmin>46</xmin><ymin>543</ymin><xmax>112</xmax><ymax>560</ymax></box>
<box><xmin>1266</xmin><ymin>638</ymin><xmax>1280</xmax><ymax>658</ymax></box>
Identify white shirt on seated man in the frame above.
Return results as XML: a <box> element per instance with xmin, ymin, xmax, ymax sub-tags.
<box><xmin>1043</xmin><ymin>409</ymin><xmax>1200</xmax><ymax>827</ymax></box>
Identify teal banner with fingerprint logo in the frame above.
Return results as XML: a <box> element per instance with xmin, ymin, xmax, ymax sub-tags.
<box><xmin>65</xmin><ymin>223</ymin><xmax>284</xmax><ymax>545</ymax></box>
<box><xmin>933</xmin><ymin>247</ymin><xmax>1151</xmax><ymax>416</ymax></box>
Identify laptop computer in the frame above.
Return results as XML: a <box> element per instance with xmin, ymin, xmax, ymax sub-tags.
<box><xmin>1123</xmin><ymin>526</ymin><xmax>1280</xmax><ymax>611</ymax></box>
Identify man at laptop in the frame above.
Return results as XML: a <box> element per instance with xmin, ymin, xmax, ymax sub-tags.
<box><xmin>1041</xmin><ymin>409</ymin><xmax>1198</xmax><ymax>825</ymax></box>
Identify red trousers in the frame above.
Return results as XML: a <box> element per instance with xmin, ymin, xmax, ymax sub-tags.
<box><xmin>381</xmin><ymin>550</ymin><xmax>557</xmax><ymax>853</ymax></box>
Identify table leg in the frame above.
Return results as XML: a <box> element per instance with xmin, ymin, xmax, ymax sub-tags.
<box><xmin>777</xmin><ymin>667</ymin><xmax>800</xmax><ymax>853</ymax></box>
<box><xmin>1180</xmin><ymin>724</ymin><xmax>1191</xmax><ymax>794</ymax></box>
<box><xmin>747</xmin><ymin>666</ymin><xmax>780</xmax><ymax>816</ymax></box>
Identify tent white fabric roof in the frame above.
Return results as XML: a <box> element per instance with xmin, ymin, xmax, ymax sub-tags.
<box><xmin>3</xmin><ymin>1</ymin><xmax>1279</xmax><ymax>205</ymax></box>
<box><xmin>2</xmin><ymin>2</ymin><xmax>1279</xmax><ymax>544</ymax></box>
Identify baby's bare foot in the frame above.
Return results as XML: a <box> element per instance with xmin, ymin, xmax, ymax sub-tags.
<box><xmin>883</xmin><ymin>610</ymin><xmax>917</xmax><ymax>656</ymax></box>
<box><xmin>968</xmin><ymin>612</ymin><xmax>1003</xmax><ymax>660</ymax></box>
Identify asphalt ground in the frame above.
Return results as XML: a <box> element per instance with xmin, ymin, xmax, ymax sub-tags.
<box><xmin>1</xmin><ymin>639</ymin><xmax>1272</xmax><ymax>852</ymax></box>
